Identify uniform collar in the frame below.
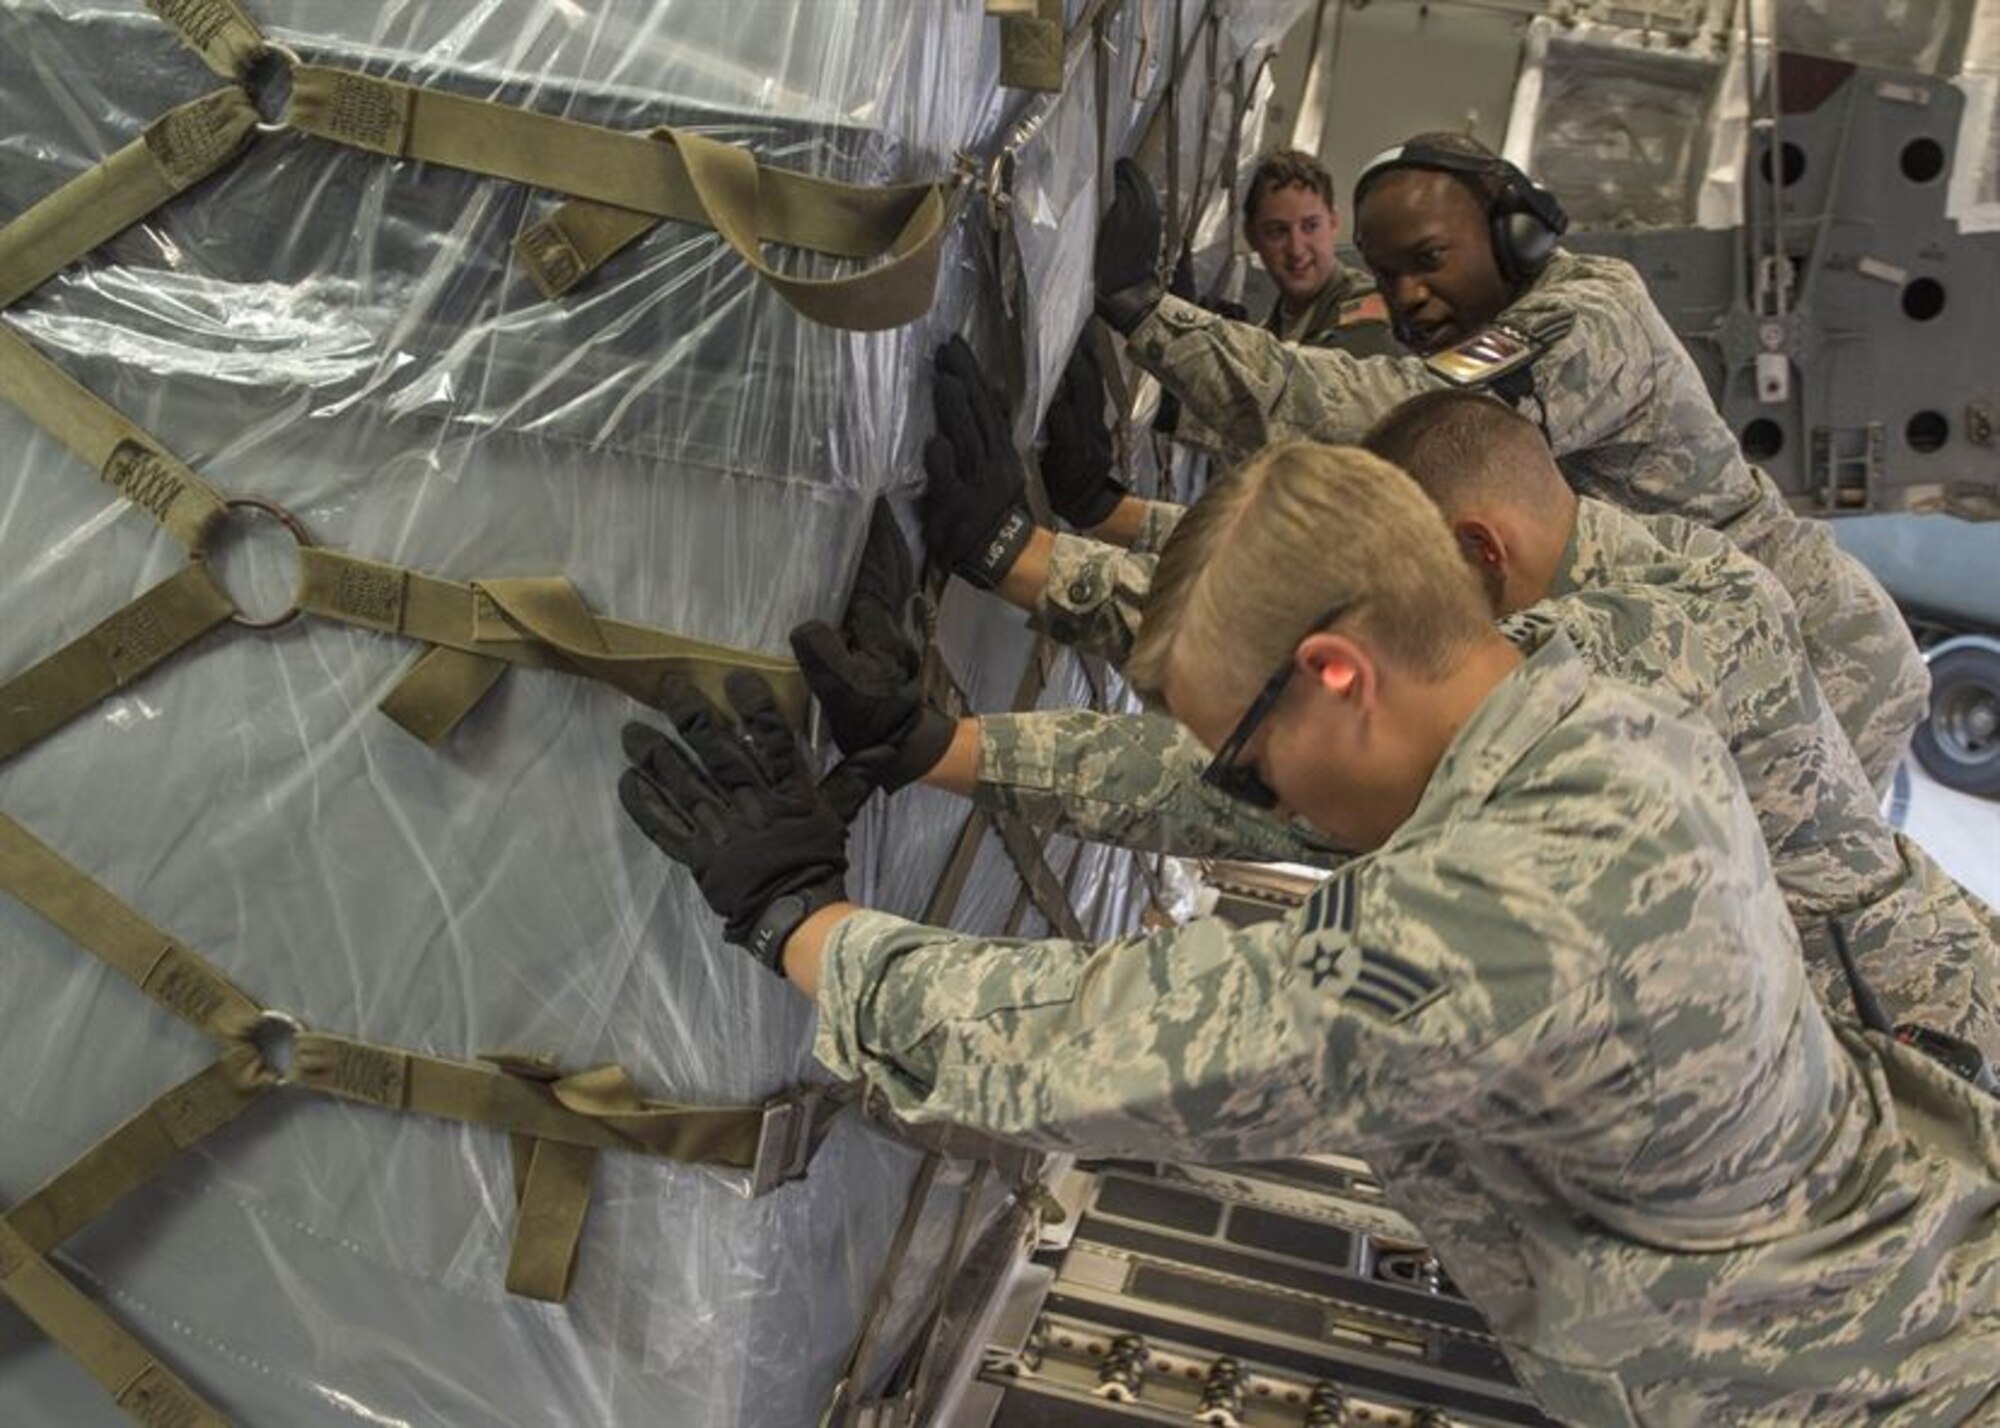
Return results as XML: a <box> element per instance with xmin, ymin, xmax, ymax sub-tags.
<box><xmin>1548</xmin><ymin>497</ymin><xmax>1647</xmax><ymax>597</ymax></box>
<box><xmin>1265</xmin><ymin>265</ymin><xmax>1360</xmax><ymax>340</ymax></box>
<box><xmin>1402</xmin><ymin>629</ymin><xmax>1591</xmax><ymax>832</ymax></box>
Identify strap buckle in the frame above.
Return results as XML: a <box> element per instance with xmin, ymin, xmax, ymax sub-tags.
<box><xmin>748</xmin><ymin>1087</ymin><xmax>835</xmax><ymax>1197</ymax></box>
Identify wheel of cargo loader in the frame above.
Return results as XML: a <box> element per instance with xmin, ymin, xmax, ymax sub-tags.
<box><xmin>1912</xmin><ymin>644</ymin><xmax>2000</xmax><ymax>798</ymax></box>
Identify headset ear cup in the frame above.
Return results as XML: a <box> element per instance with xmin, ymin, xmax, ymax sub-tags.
<box><xmin>1498</xmin><ymin>210</ymin><xmax>1556</xmax><ymax>281</ymax></box>
<box><xmin>1485</xmin><ymin>181</ymin><xmax>1550</xmax><ymax>286</ymax></box>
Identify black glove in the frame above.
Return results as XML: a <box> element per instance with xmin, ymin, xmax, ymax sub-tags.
<box><xmin>1095</xmin><ymin>158</ymin><xmax>1164</xmax><ymax>334</ymax></box>
<box><xmin>1168</xmin><ymin>249</ymin><xmax>1249</xmax><ymax>320</ymax></box>
<box><xmin>619</xmin><ymin>672</ymin><xmax>890</xmax><ymax>974</ymax></box>
<box><xmin>922</xmin><ymin>336</ymin><xmax>1033</xmax><ymax>590</ymax></box>
<box><xmin>789</xmin><ymin>500</ymin><xmax>955</xmax><ymax>792</ymax></box>
<box><xmin>1041</xmin><ymin>342</ymin><xmax>1127</xmax><ymax>530</ymax></box>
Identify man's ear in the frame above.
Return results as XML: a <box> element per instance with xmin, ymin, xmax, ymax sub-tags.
<box><xmin>1298</xmin><ymin>632</ymin><xmax>1368</xmax><ymax>699</ymax></box>
<box><xmin>1454</xmin><ymin>517</ymin><xmax>1507</xmax><ymax>573</ymax></box>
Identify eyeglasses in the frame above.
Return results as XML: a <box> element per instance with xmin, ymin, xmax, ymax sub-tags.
<box><xmin>1199</xmin><ymin>600</ymin><xmax>1357</xmax><ymax>809</ymax></box>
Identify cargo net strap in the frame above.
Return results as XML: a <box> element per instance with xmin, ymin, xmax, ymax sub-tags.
<box><xmin>281</xmin><ymin>64</ymin><xmax>963</xmax><ymax>332</ymax></box>
<box><xmin>990</xmin><ymin>0</ymin><xmax>1069</xmax><ymax>92</ymax></box>
<box><xmin>0</xmin><ymin>812</ymin><xmax>849</xmax><ymax>1339</ymax></box>
<box><xmin>0</xmin><ymin>33</ymin><xmax>843</xmax><ymax>1423</ymax></box>
<box><xmin>908</xmin><ymin>0</ymin><xmax>1255</xmax><ymax>944</ymax></box>
<box><xmin>0</xmin><ymin>322</ymin><xmax>811</xmax><ymax>749</ymax></box>
<box><xmin>143</xmin><ymin>0</ymin><xmax>268</xmax><ymax>82</ymax></box>
<box><xmin>134</xmin><ymin>1</ymin><xmax>967</xmax><ymax>330</ymax></box>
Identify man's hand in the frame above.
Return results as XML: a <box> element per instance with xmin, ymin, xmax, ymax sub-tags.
<box><xmin>618</xmin><ymin>672</ymin><xmax>889</xmax><ymax>974</ymax></box>
<box><xmin>1042</xmin><ymin>342</ymin><xmax>1129</xmax><ymax>531</ymax></box>
<box><xmin>921</xmin><ymin>336</ymin><xmax>1034</xmax><ymax>590</ymax></box>
<box><xmin>1095</xmin><ymin>158</ymin><xmax>1164</xmax><ymax>334</ymax></box>
<box><xmin>790</xmin><ymin>500</ymin><xmax>955</xmax><ymax>793</ymax></box>
<box><xmin>1169</xmin><ymin>250</ymin><xmax>1249</xmax><ymax>322</ymax></box>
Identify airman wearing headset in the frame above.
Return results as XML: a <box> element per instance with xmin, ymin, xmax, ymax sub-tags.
<box><xmin>1026</xmin><ymin>133</ymin><xmax>1928</xmax><ymax>795</ymax></box>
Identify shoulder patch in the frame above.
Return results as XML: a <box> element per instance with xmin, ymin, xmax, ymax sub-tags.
<box><xmin>1295</xmin><ymin>872</ymin><xmax>1446</xmax><ymax>1023</ymax></box>
<box><xmin>1299</xmin><ymin>870</ymin><xmax>1358</xmax><ymax>936</ymax></box>
<box><xmin>1421</xmin><ymin>311</ymin><xmax>1575</xmax><ymax>389</ymax></box>
<box><xmin>1336</xmin><ymin>293</ymin><xmax>1390</xmax><ymax>327</ymax></box>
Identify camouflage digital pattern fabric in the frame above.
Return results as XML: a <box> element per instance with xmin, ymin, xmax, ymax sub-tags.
<box><xmin>1109</xmin><ymin>270</ymin><xmax>1389</xmax><ymax>559</ymax></box>
<box><xmin>1714</xmin><ymin>471</ymin><xmax>1928</xmax><ymax>790</ymax></box>
<box><xmin>1536</xmin><ymin>498</ymin><xmax>1999</xmax><ymax>1057</ymax></box>
<box><xmin>1175</xmin><ymin>267</ymin><xmax>1400</xmax><ymax>467</ymax></box>
<box><xmin>820</xmin><ymin>632</ymin><xmax>2000</xmax><ymax>1424</ymax></box>
<box><xmin>972</xmin><ymin>707</ymin><xmax>1336</xmax><ymax>864</ymax></box>
<box><xmin>1265</xmin><ymin>264</ymin><xmax>1398</xmax><ymax>355</ymax></box>
<box><xmin>1016</xmin><ymin>497</ymin><xmax>1995</xmax><ymax>1054</ymax></box>
<box><xmin>1036</xmin><ymin>530</ymin><xmax>1155</xmax><ymax>665</ymax></box>
<box><xmin>1127</xmin><ymin>499</ymin><xmax>1187</xmax><ymax>556</ymax></box>
<box><xmin>1122</xmin><ymin>249</ymin><xmax>1928</xmax><ymax>789</ymax></box>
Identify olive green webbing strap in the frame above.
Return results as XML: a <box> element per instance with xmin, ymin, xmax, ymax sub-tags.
<box><xmin>503</xmin><ymin>1135</ymin><xmax>597</xmax><ymax>1303</ymax></box>
<box><xmin>517</xmin><ymin>127</ymin><xmax>967</xmax><ymax>326</ymax></box>
<box><xmin>0</xmin><ymin>1215</ymin><xmax>231</xmax><ymax>1427</ymax></box>
<box><xmin>912</xmin><ymin>585</ymin><xmax>1074</xmax><ymax>934</ymax></box>
<box><xmin>290</xmin><ymin>1035</ymin><xmax>849</xmax><ymax>1302</ymax></box>
<box><xmin>0</xmin><ymin>814</ymin><xmax>779</xmax><ymax>1163</ymax></box>
<box><xmin>6</xmin><ymin>1056</ymin><xmax>273</xmax><ymax>1260</ymax></box>
<box><xmin>0</xmin><ymin>815</ymin><xmax>846</xmax><ymax>1316</ymax></box>
<box><xmin>0</xmin><ymin>335</ymin><xmax>807</xmax><ymax>739</ymax></box>
<box><xmin>0</xmin><ymin>1055</ymin><xmax>270</xmax><ymax>1425</ymax></box>
<box><xmin>0</xmin><ymin>566</ymin><xmax>236</xmax><ymax>766</ymax></box>
<box><xmin>143</xmin><ymin>0</ymin><xmax>267</xmax><ymax>80</ymax></box>
<box><xmin>295</xmin><ymin>550</ymin><xmax>810</xmax><ymax>739</ymax></box>
<box><xmin>0</xmin><ymin>816</ymin><xmax>834</xmax><ymax>1170</ymax></box>
<box><xmin>0</xmin><ymin>1057</ymin><xmax>274</xmax><ymax>1428</ymax></box>
<box><xmin>288</xmin><ymin>1035</ymin><xmax>787</xmax><ymax>1165</ymax></box>
<box><xmin>0</xmin><ymin>88</ymin><xmax>258</xmax><ymax>311</ymax></box>
<box><xmin>0</xmin><ymin>814</ymin><xmax>264</xmax><ymax>1043</ymax></box>
<box><xmin>995</xmin><ymin>0</ymin><xmax>1067</xmax><ymax>93</ymax></box>
<box><xmin>282</xmin><ymin>67</ymin><xmax>957</xmax><ymax>330</ymax></box>
<box><xmin>0</xmin><ymin>323</ymin><xmax>230</xmax><ymax>551</ymax></box>
<box><xmin>0</xmin><ymin>343</ymin><xmax>808</xmax><ymax>741</ymax></box>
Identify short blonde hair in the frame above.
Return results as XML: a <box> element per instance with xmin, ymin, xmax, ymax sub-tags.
<box><xmin>1127</xmin><ymin>443</ymin><xmax>1490</xmax><ymax>702</ymax></box>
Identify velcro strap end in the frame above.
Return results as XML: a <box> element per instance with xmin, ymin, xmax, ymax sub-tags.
<box><xmin>290</xmin><ymin>67</ymin><xmax>414</xmax><ymax>158</ymax></box>
<box><xmin>515</xmin><ymin>218</ymin><xmax>588</xmax><ymax>298</ymax></box>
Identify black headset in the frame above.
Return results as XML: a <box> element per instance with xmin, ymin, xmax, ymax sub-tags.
<box><xmin>1352</xmin><ymin>141</ymin><xmax>1570</xmax><ymax>286</ymax></box>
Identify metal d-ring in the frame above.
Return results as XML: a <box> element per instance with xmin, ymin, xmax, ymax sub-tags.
<box><xmin>246</xmin><ymin>41</ymin><xmax>302</xmax><ymax>134</ymax></box>
<box><xmin>248</xmin><ymin>1009</ymin><xmax>305</xmax><ymax>1086</ymax></box>
<box><xmin>194</xmin><ymin>495</ymin><xmax>314</xmax><ymax>630</ymax></box>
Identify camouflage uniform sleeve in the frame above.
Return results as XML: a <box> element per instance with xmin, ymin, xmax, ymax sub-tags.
<box><xmin>1126</xmin><ymin>283</ymin><xmax>1659</xmax><ymax>461</ymax></box>
<box><xmin>804</xmin><ymin>844</ymin><xmax>1600</xmax><ymax>1160</ymax></box>
<box><xmin>1127</xmin><ymin>498</ymin><xmax>1187</xmax><ymax>556</ymax></box>
<box><xmin>972</xmin><ymin>709</ymin><xmax>1341</xmax><ymax>863</ymax></box>
<box><xmin>1717</xmin><ymin>480</ymin><xmax>1928</xmax><ymax>793</ymax></box>
<box><xmin>1318</xmin><ymin>319</ymin><xmax>1403</xmax><ymax>360</ymax></box>
<box><xmin>1033</xmin><ymin>531</ymin><xmax>1156</xmax><ymax>666</ymax></box>
<box><xmin>810</xmin><ymin>802</ymin><xmax>1660</xmax><ymax>1164</ymax></box>
<box><xmin>1806</xmin><ymin>838</ymin><xmax>2000</xmax><ymax>1063</ymax></box>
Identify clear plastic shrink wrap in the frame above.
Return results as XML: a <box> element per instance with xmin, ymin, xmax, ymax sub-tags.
<box><xmin>0</xmin><ymin>1</ymin><xmax>1307</xmax><ymax>1423</ymax></box>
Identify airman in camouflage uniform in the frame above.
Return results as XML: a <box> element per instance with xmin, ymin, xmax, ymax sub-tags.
<box><xmin>886</xmin><ymin>368</ymin><xmax>1992</xmax><ymax>1054</ymax></box>
<box><xmin>1263</xmin><ymin>265</ymin><xmax>1395</xmax><ymax>351</ymax></box>
<box><xmin>1084</xmin><ymin>144</ymin><xmax>1928</xmax><ymax>790</ymax></box>
<box><xmin>1237</xmin><ymin>147</ymin><xmax>1399</xmax><ymax>357</ymax></box>
<box><xmin>1052</xmin><ymin>148</ymin><xmax>1397</xmax><ymax>545</ymax></box>
<box><xmin>973</xmin><ymin>496</ymin><xmax>2000</xmax><ymax>1059</ymax></box>
<box><xmin>796</xmin><ymin>447</ymin><xmax>2000</xmax><ymax>1426</ymax></box>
